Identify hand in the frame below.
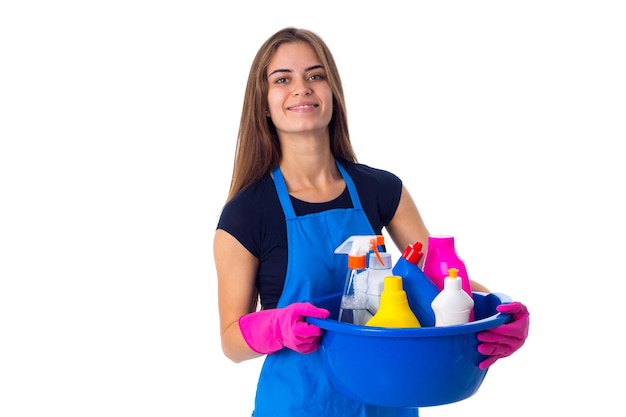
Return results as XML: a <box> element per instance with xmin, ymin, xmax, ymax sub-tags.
<box><xmin>239</xmin><ymin>302</ymin><xmax>330</xmax><ymax>355</ymax></box>
<box><xmin>477</xmin><ymin>301</ymin><xmax>529</xmax><ymax>370</ymax></box>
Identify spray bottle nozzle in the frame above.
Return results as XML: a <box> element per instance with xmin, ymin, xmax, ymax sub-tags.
<box><xmin>369</xmin><ymin>238</ymin><xmax>385</xmax><ymax>266</ymax></box>
<box><xmin>335</xmin><ymin>235</ymin><xmax>386</xmax><ymax>266</ymax></box>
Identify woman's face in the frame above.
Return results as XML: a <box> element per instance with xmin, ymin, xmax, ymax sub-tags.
<box><xmin>266</xmin><ymin>41</ymin><xmax>333</xmax><ymax>138</ymax></box>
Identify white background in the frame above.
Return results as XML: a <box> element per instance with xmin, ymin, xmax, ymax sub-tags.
<box><xmin>1</xmin><ymin>1</ymin><xmax>625</xmax><ymax>416</ymax></box>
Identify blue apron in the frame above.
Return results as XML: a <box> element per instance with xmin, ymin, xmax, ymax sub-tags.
<box><xmin>252</xmin><ymin>161</ymin><xmax>419</xmax><ymax>417</ymax></box>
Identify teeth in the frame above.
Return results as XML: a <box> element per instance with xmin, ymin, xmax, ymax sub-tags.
<box><xmin>290</xmin><ymin>104</ymin><xmax>315</xmax><ymax>110</ymax></box>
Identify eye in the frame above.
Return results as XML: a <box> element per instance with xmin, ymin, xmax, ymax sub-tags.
<box><xmin>274</xmin><ymin>77</ymin><xmax>289</xmax><ymax>84</ymax></box>
<box><xmin>309</xmin><ymin>73</ymin><xmax>325</xmax><ymax>81</ymax></box>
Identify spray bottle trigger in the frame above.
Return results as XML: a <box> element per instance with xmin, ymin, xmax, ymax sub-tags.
<box><xmin>370</xmin><ymin>238</ymin><xmax>385</xmax><ymax>266</ymax></box>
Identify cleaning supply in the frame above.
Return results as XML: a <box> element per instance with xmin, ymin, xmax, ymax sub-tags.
<box><xmin>364</xmin><ymin>251</ymin><xmax>393</xmax><ymax>315</ymax></box>
<box><xmin>365</xmin><ymin>276</ymin><xmax>421</xmax><ymax>328</ymax></box>
<box><xmin>338</xmin><ymin>251</ymin><xmax>370</xmax><ymax>325</ymax></box>
<box><xmin>422</xmin><ymin>235</ymin><xmax>474</xmax><ymax>320</ymax></box>
<box><xmin>238</xmin><ymin>302</ymin><xmax>330</xmax><ymax>354</ymax></box>
<box><xmin>335</xmin><ymin>235</ymin><xmax>385</xmax><ymax>324</ymax></box>
<box><xmin>391</xmin><ymin>241</ymin><xmax>439</xmax><ymax>327</ymax></box>
<box><xmin>431</xmin><ymin>268</ymin><xmax>474</xmax><ymax>327</ymax></box>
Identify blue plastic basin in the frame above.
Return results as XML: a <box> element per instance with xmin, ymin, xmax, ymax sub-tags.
<box><xmin>307</xmin><ymin>291</ymin><xmax>511</xmax><ymax>408</ymax></box>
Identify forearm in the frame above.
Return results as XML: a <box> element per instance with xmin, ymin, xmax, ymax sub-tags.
<box><xmin>221</xmin><ymin>320</ymin><xmax>264</xmax><ymax>363</ymax></box>
<box><xmin>470</xmin><ymin>279</ymin><xmax>490</xmax><ymax>293</ymax></box>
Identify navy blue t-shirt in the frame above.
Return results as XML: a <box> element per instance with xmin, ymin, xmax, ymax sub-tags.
<box><xmin>217</xmin><ymin>162</ymin><xmax>402</xmax><ymax>309</ymax></box>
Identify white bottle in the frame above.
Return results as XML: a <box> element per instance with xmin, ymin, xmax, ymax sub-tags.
<box><xmin>365</xmin><ymin>252</ymin><xmax>393</xmax><ymax>315</ymax></box>
<box><xmin>431</xmin><ymin>268</ymin><xmax>474</xmax><ymax>326</ymax></box>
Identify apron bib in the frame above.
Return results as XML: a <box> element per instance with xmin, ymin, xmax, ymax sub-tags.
<box><xmin>253</xmin><ymin>161</ymin><xmax>418</xmax><ymax>417</ymax></box>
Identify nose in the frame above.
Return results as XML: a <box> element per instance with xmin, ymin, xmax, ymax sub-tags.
<box><xmin>292</xmin><ymin>79</ymin><xmax>312</xmax><ymax>96</ymax></box>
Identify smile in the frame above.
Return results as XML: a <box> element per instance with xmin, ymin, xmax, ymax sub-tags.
<box><xmin>288</xmin><ymin>104</ymin><xmax>318</xmax><ymax>110</ymax></box>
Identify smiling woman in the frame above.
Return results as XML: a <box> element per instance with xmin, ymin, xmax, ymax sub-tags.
<box><xmin>212</xmin><ymin>27</ymin><xmax>529</xmax><ymax>417</ymax></box>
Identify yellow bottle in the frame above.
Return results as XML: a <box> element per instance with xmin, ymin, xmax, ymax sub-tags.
<box><xmin>365</xmin><ymin>276</ymin><xmax>421</xmax><ymax>328</ymax></box>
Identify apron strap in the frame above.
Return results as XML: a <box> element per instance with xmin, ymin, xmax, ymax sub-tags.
<box><xmin>272</xmin><ymin>165</ymin><xmax>297</xmax><ymax>219</ymax></box>
<box><xmin>336</xmin><ymin>161</ymin><xmax>363</xmax><ymax>210</ymax></box>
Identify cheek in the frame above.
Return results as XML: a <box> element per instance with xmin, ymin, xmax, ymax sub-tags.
<box><xmin>324</xmin><ymin>93</ymin><xmax>335</xmax><ymax>116</ymax></box>
<box><xmin>266</xmin><ymin>90</ymin><xmax>283</xmax><ymax>112</ymax></box>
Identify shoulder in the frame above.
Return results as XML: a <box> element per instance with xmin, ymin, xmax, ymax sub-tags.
<box><xmin>217</xmin><ymin>174</ymin><xmax>283</xmax><ymax>254</ymax></box>
<box><xmin>222</xmin><ymin>174</ymin><xmax>277</xmax><ymax>215</ymax></box>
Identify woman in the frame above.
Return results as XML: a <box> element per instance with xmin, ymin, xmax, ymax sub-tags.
<box><xmin>214</xmin><ymin>27</ymin><xmax>529</xmax><ymax>417</ymax></box>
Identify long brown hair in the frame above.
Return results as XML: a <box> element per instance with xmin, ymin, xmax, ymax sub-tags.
<box><xmin>224</xmin><ymin>27</ymin><xmax>357</xmax><ymax>204</ymax></box>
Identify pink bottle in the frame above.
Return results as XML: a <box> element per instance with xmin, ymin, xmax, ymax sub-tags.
<box><xmin>422</xmin><ymin>235</ymin><xmax>474</xmax><ymax>321</ymax></box>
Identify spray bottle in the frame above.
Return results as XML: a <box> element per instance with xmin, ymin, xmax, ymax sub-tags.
<box><xmin>391</xmin><ymin>241</ymin><xmax>440</xmax><ymax>327</ymax></box>
<box><xmin>335</xmin><ymin>235</ymin><xmax>385</xmax><ymax>324</ymax></box>
<box><xmin>431</xmin><ymin>268</ymin><xmax>474</xmax><ymax>326</ymax></box>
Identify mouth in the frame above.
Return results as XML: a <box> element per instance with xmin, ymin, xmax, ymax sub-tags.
<box><xmin>287</xmin><ymin>104</ymin><xmax>318</xmax><ymax>111</ymax></box>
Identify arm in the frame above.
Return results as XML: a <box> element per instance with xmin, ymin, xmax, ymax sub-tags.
<box><xmin>214</xmin><ymin>229</ymin><xmax>330</xmax><ymax>363</ymax></box>
<box><xmin>385</xmin><ymin>185</ymin><xmax>430</xmax><ymax>264</ymax></box>
<box><xmin>387</xmin><ymin>186</ymin><xmax>529</xmax><ymax>367</ymax></box>
<box><xmin>214</xmin><ymin>229</ymin><xmax>263</xmax><ymax>363</ymax></box>
<box><xmin>385</xmin><ymin>185</ymin><xmax>490</xmax><ymax>292</ymax></box>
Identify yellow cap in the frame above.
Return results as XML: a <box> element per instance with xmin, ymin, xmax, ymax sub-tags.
<box><xmin>381</xmin><ymin>276</ymin><xmax>407</xmax><ymax>303</ymax></box>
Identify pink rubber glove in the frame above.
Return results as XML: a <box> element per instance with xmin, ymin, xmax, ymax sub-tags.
<box><xmin>238</xmin><ymin>302</ymin><xmax>330</xmax><ymax>355</ymax></box>
<box><xmin>477</xmin><ymin>301</ymin><xmax>530</xmax><ymax>370</ymax></box>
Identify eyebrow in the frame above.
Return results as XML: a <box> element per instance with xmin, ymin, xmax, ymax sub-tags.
<box><xmin>268</xmin><ymin>64</ymin><xmax>324</xmax><ymax>78</ymax></box>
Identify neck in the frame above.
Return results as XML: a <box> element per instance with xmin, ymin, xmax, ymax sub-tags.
<box><xmin>278</xmin><ymin>149</ymin><xmax>344</xmax><ymax>203</ymax></box>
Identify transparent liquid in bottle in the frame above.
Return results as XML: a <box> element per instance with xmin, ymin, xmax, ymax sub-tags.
<box><xmin>338</xmin><ymin>270</ymin><xmax>372</xmax><ymax>324</ymax></box>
